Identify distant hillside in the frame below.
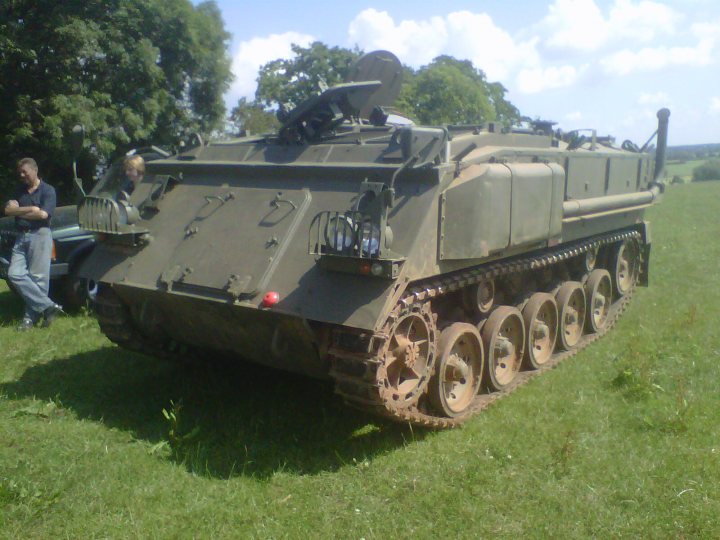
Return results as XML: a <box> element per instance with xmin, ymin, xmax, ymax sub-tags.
<box><xmin>667</xmin><ymin>143</ymin><xmax>720</xmax><ymax>161</ymax></box>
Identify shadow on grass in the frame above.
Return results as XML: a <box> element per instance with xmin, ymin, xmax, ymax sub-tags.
<box><xmin>0</xmin><ymin>346</ymin><xmax>426</xmax><ymax>479</ymax></box>
<box><xmin>0</xmin><ymin>288</ymin><xmax>24</xmax><ymax>325</ymax></box>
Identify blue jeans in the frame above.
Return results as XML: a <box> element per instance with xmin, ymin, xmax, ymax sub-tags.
<box><xmin>8</xmin><ymin>228</ymin><xmax>54</xmax><ymax>321</ymax></box>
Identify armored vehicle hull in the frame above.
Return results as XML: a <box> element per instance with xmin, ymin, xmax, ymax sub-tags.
<box><xmin>79</xmin><ymin>53</ymin><xmax>669</xmax><ymax>427</ymax></box>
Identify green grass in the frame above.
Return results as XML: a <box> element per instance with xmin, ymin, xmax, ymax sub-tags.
<box><xmin>2</xmin><ymin>182</ymin><xmax>720</xmax><ymax>538</ymax></box>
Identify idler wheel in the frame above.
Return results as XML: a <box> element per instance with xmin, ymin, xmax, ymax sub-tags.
<box><xmin>481</xmin><ymin>306</ymin><xmax>525</xmax><ymax>391</ymax></box>
<box><xmin>584</xmin><ymin>269</ymin><xmax>612</xmax><ymax>333</ymax></box>
<box><xmin>429</xmin><ymin>323</ymin><xmax>484</xmax><ymax>417</ymax></box>
<box><xmin>555</xmin><ymin>281</ymin><xmax>586</xmax><ymax>350</ymax></box>
<box><xmin>376</xmin><ymin>305</ymin><xmax>437</xmax><ymax>408</ymax></box>
<box><xmin>610</xmin><ymin>238</ymin><xmax>640</xmax><ymax>297</ymax></box>
<box><xmin>522</xmin><ymin>293</ymin><xmax>558</xmax><ymax>369</ymax></box>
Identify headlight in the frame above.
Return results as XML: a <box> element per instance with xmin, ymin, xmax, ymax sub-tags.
<box><xmin>361</xmin><ymin>221</ymin><xmax>380</xmax><ymax>256</ymax></box>
<box><xmin>119</xmin><ymin>200</ymin><xmax>140</xmax><ymax>225</ymax></box>
<box><xmin>325</xmin><ymin>215</ymin><xmax>355</xmax><ymax>252</ymax></box>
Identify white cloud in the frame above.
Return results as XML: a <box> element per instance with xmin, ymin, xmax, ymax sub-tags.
<box><xmin>443</xmin><ymin>12</ymin><xmax>540</xmax><ymax>81</ymax></box>
<box><xmin>711</xmin><ymin>97</ymin><xmax>720</xmax><ymax>115</ymax></box>
<box><xmin>565</xmin><ymin>111</ymin><xmax>583</xmax><ymax>122</ymax></box>
<box><xmin>600</xmin><ymin>18</ymin><xmax>720</xmax><ymax>76</ymax></box>
<box><xmin>227</xmin><ymin>32</ymin><xmax>314</xmax><ymax>105</ymax></box>
<box><xmin>541</xmin><ymin>0</ymin><xmax>608</xmax><ymax>51</ymax></box>
<box><xmin>347</xmin><ymin>8</ymin><xmax>602</xmax><ymax>95</ymax></box>
<box><xmin>692</xmin><ymin>19</ymin><xmax>720</xmax><ymax>41</ymax></box>
<box><xmin>600</xmin><ymin>37</ymin><xmax>715</xmax><ymax>75</ymax></box>
<box><xmin>638</xmin><ymin>92</ymin><xmax>670</xmax><ymax>106</ymax></box>
<box><xmin>347</xmin><ymin>9</ymin><xmax>538</xmax><ymax>81</ymax></box>
<box><xmin>539</xmin><ymin>0</ymin><xmax>678</xmax><ymax>52</ymax></box>
<box><xmin>347</xmin><ymin>9</ymin><xmax>448</xmax><ymax>67</ymax></box>
<box><xmin>515</xmin><ymin>64</ymin><xmax>587</xmax><ymax>94</ymax></box>
<box><xmin>609</xmin><ymin>0</ymin><xmax>678</xmax><ymax>42</ymax></box>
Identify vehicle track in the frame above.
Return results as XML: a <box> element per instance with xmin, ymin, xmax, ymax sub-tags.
<box><xmin>330</xmin><ymin>228</ymin><xmax>642</xmax><ymax>428</ymax></box>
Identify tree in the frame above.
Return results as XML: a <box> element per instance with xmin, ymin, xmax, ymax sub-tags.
<box><xmin>692</xmin><ymin>160</ymin><xmax>720</xmax><ymax>182</ymax></box>
<box><xmin>254</xmin><ymin>45</ymin><xmax>520</xmax><ymax>131</ymax></box>
<box><xmin>255</xmin><ymin>42</ymin><xmax>361</xmax><ymax>109</ymax></box>
<box><xmin>396</xmin><ymin>56</ymin><xmax>519</xmax><ymax>126</ymax></box>
<box><xmin>229</xmin><ymin>97</ymin><xmax>278</xmax><ymax>136</ymax></box>
<box><xmin>486</xmin><ymin>80</ymin><xmax>521</xmax><ymax>126</ymax></box>
<box><xmin>0</xmin><ymin>0</ymin><xmax>232</xmax><ymax>201</ymax></box>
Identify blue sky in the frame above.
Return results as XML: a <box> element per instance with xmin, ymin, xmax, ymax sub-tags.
<box><xmin>204</xmin><ymin>0</ymin><xmax>719</xmax><ymax>145</ymax></box>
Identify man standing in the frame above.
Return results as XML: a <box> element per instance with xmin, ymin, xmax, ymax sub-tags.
<box><xmin>4</xmin><ymin>157</ymin><xmax>63</xmax><ymax>330</ymax></box>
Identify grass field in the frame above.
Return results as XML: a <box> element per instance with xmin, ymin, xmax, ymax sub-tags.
<box><xmin>664</xmin><ymin>159</ymin><xmax>706</xmax><ymax>182</ymax></box>
<box><xmin>2</xmin><ymin>181</ymin><xmax>720</xmax><ymax>538</ymax></box>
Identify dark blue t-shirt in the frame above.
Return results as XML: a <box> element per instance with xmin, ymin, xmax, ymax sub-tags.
<box><xmin>13</xmin><ymin>180</ymin><xmax>56</xmax><ymax>231</ymax></box>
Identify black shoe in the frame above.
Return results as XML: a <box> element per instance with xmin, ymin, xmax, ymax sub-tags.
<box><xmin>41</xmin><ymin>303</ymin><xmax>65</xmax><ymax>328</ymax></box>
<box><xmin>16</xmin><ymin>318</ymin><xmax>34</xmax><ymax>332</ymax></box>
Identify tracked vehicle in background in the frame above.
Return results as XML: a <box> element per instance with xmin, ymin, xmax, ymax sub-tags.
<box><xmin>78</xmin><ymin>51</ymin><xmax>669</xmax><ymax>427</ymax></box>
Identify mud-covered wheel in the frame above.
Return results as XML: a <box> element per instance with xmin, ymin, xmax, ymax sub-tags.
<box><xmin>429</xmin><ymin>323</ymin><xmax>484</xmax><ymax>417</ymax></box>
<box><xmin>92</xmin><ymin>284</ymin><xmax>175</xmax><ymax>358</ymax></box>
<box><xmin>555</xmin><ymin>282</ymin><xmax>586</xmax><ymax>350</ymax></box>
<box><xmin>522</xmin><ymin>293</ymin><xmax>558</xmax><ymax>369</ymax></box>
<box><xmin>481</xmin><ymin>306</ymin><xmax>525</xmax><ymax>391</ymax></box>
<box><xmin>584</xmin><ymin>269</ymin><xmax>612</xmax><ymax>333</ymax></box>
<box><xmin>92</xmin><ymin>284</ymin><xmax>136</xmax><ymax>343</ymax></box>
<box><xmin>376</xmin><ymin>305</ymin><xmax>437</xmax><ymax>408</ymax></box>
<box><xmin>610</xmin><ymin>238</ymin><xmax>640</xmax><ymax>297</ymax></box>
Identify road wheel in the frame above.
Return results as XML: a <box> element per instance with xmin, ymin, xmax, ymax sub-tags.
<box><xmin>584</xmin><ymin>269</ymin><xmax>612</xmax><ymax>333</ymax></box>
<box><xmin>429</xmin><ymin>323</ymin><xmax>484</xmax><ymax>417</ymax></box>
<box><xmin>522</xmin><ymin>293</ymin><xmax>558</xmax><ymax>369</ymax></box>
<box><xmin>555</xmin><ymin>281</ymin><xmax>586</xmax><ymax>350</ymax></box>
<box><xmin>481</xmin><ymin>306</ymin><xmax>525</xmax><ymax>391</ymax></box>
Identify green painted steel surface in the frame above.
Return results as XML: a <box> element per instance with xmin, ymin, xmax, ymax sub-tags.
<box><xmin>77</xmin><ymin>62</ymin><xmax>666</xmax><ymax>377</ymax></box>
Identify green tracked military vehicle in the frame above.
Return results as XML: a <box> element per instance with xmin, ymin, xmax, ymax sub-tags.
<box><xmin>78</xmin><ymin>51</ymin><xmax>669</xmax><ymax>427</ymax></box>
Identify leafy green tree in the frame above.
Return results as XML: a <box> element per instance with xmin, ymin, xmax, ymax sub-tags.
<box><xmin>0</xmin><ymin>0</ymin><xmax>232</xmax><ymax>201</ymax></box>
<box><xmin>254</xmin><ymin>45</ymin><xmax>520</xmax><ymax>131</ymax></box>
<box><xmin>255</xmin><ymin>42</ymin><xmax>361</xmax><ymax>109</ymax></box>
<box><xmin>397</xmin><ymin>56</ymin><xmax>519</xmax><ymax>126</ymax></box>
<box><xmin>692</xmin><ymin>160</ymin><xmax>720</xmax><ymax>182</ymax></box>
<box><xmin>486</xmin><ymin>80</ymin><xmax>521</xmax><ymax>126</ymax></box>
<box><xmin>229</xmin><ymin>98</ymin><xmax>279</xmax><ymax>136</ymax></box>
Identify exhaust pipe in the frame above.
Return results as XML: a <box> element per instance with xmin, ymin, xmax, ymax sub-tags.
<box><xmin>653</xmin><ymin>108</ymin><xmax>670</xmax><ymax>182</ymax></box>
<box><xmin>563</xmin><ymin>109</ymin><xmax>670</xmax><ymax>222</ymax></box>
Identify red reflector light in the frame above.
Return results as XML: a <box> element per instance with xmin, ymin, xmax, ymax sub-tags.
<box><xmin>262</xmin><ymin>291</ymin><xmax>280</xmax><ymax>307</ymax></box>
<box><xmin>51</xmin><ymin>241</ymin><xmax>57</xmax><ymax>261</ymax></box>
<box><xmin>359</xmin><ymin>261</ymin><xmax>371</xmax><ymax>274</ymax></box>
